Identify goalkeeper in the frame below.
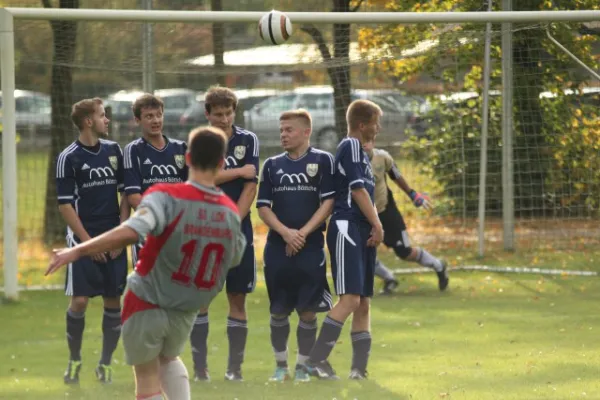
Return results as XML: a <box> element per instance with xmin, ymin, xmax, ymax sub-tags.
<box><xmin>363</xmin><ymin>140</ymin><xmax>449</xmax><ymax>293</ymax></box>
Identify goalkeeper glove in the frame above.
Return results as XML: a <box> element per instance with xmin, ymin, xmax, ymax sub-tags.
<box><xmin>409</xmin><ymin>190</ymin><xmax>431</xmax><ymax>210</ymax></box>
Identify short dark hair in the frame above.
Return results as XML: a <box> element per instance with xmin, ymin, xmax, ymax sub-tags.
<box><xmin>132</xmin><ymin>93</ymin><xmax>164</xmax><ymax>119</ymax></box>
<box><xmin>71</xmin><ymin>98</ymin><xmax>103</xmax><ymax>130</ymax></box>
<box><xmin>204</xmin><ymin>86</ymin><xmax>238</xmax><ymax>113</ymax></box>
<box><xmin>346</xmin><ymin>99</ymin><xmax>383</xmax><ymax>131</ymax></box>
<box><xmin>280</xmin><ymin>109</ymin><xmax>312</xmax><ymax>130</ymax></box>
<box><xmin>188</xmin><ymin>126</ymin><xmax>227</xmax><ymax>170</ymax></box>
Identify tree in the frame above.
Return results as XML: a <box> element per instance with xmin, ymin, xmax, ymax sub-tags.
<box><xmin>301</xmin><ymin>0</ymin><xmax>365</xmax><ymax>140</ymax></box>
<box><xmin>212</xmin><ymin>0</ymin><xmax>226</xmax><ymax>86</ymax></box>
<box><xmin>42</xmin><ymin>0</ymin><xmax>79</xmax><ymax>244</ymax></box>
<box><xmin>360</xmin><ymin>0</ymin><xmax>600</xmax><ymax>217</ymax></box>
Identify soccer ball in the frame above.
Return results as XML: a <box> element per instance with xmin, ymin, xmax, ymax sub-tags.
<box><xmin>258</xmin><ymin>10</ymin><xmax>293</xmax><ymax>45</ymax></box>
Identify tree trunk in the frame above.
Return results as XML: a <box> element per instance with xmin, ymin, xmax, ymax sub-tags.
<box><xmin>43</xmin><ymin>0</ymin><xmax>79</xmax><ymax>245</ymax></box>
<box><xmin>329</xmin><ymin>0</ymin><xmax>352</xmax><ymax>140</ymax></box>
<box><xmin>211</xmin><ymin>0</ymin><xmax>225</xmax><ymax>86</ymax></box>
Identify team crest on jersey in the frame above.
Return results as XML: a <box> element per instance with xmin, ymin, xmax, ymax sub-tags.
<box><xmin>234</xmin><ymin>145</ymin><xmax>246</xmax><ymax>160</ymax></box>
<box><xmin>108</xmin><ymin>156</ymin><xmax>118</xmax><ymax>170</ymax></box>
<box><xmin>174</xmin><ymin>154</ymin><xmax>185</xmax><ymax>169</ymax></box>
<box><xmin>306</xmin><ymin>163</ymin><xmax>318</xmax><ymax>177</ymax></box>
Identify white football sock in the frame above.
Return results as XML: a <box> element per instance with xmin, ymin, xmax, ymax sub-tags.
<box><xmin>416</xmin><ymin>248</ymin><xmax>443</xmax><ymax>272</ymax></box>
<box><xmin>374</xmin><ymin>259</ymin><xmax>395</xmax><ymax>281</ymax></box>
<box><xmin>159</xmin><ymin>358</ymin><xmax>190</xmax><ymax>400</ymax></box>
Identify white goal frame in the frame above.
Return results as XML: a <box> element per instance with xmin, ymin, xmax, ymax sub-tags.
<box><xmin>1</xmin><ymin>8</ymin><xmax>599</xmax><ymax>300</ymax></box>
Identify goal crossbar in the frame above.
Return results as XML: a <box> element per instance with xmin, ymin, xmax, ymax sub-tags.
<box><xmin>1</xmin><ymin>8</ymin><xmax>599</xmax><ymax>300</ymax></box>
<box><xmin>4</xmin><ymin>8</ymin><xmax>600</xmax><ymax>24</ymax></box>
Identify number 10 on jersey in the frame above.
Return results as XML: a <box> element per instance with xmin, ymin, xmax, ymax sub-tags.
<box><xmin>172</xmin><ymin>240</ymin><xmax>225</xmax><ymax>290</ymax></box>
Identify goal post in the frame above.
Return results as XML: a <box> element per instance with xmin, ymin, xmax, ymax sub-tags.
<box><xmin>1</xmin><ymin>8</ymin><xmax>599</xmax><ymax>300</ymax></box>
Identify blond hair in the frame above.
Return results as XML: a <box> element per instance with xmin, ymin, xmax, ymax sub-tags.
<box><xmin>346</xmin><ymin>99</ymin><xmax>383</xmax><ymax>131</ymax></box>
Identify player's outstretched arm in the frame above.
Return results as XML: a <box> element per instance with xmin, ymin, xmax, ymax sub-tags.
<box><xmin>58</xmin><ymin>204</ymin><xmax>108</xmax><ymax>263</ymax></box>
<box><xmin>127</xmin><ymin>193</ymin><xmax>142</xmax><ymax>210</ymax></box>
<box><xmin>45</xmin><ymin>225</ymin><xmax>139</xmax><ymax>276</ymax></box>
<box><xmin>351</xmin><ymin>188</ymin><xmax>384</xmax><ymax>247</ymax></box>
<box><xmin>392</xmin><ymin>175</ymin><xmax>433</xmax><ymax>210</ymax></box>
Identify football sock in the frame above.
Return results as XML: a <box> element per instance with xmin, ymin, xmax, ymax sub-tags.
<box><xmin>351</xmin><ymin>331</ymin><xmax>372</xmax><ymax>373</ymax></box>
<box><xmin>159</xmin><ymin>358</ymin><xmax>190</xmax><ymax>400</ymax></box>
<box><xmin>190</xmin><ymin>313</ymin><xmax>209</xmax><ymax>372</ymax></box>
<box><xmin>308</xmin><ymin>315</ymin><xmax>343</xmax><ymax>364</ymax></box>
<box><xmin>66</xmin><ymin>308</ymin><xmax>85</xmax><ymax>362</ymax></box>
<box><xmin>270</xmin><ymin>316</ymin><xmax>290</xmax><ymax>368</ymax></box>
<box><xmin>296</xmin><ymin>318</ymin><xmax>317</xmax><ymax>366</ymax></box>
<box><xmin>416</xmin><ymin>248</ymin><xmax>444</xmax><ymax>272</ymax></box>
<box><xmin>374</xmin><ymin>259</ymin><xmax>395</xmax><ymax>281</ymax></box>
<box><xmin>100</xmin><ymin>307</ymin><xmax>121</xmax><ymax>366</ymax></box>
<box><xmin>227</xmin><ymin>317</ymin><xmax>248</xmax><ymax>372</ymax></box>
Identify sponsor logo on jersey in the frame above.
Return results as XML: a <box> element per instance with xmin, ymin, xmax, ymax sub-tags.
<box><xmin>280</xmin><ymin>173</ymin><xmax>309</xmax><ymax>184</ymax></box>
<box><xmin>150</xmin><ymin>164</ymin><xmax>178</xmax><ymax>176</ymax></box>
<box><xmin>144</xmin><ymin>158</ymin><xmax>152</xmax><ymax>165</ymax></box>
<box><xmin>109</xmin><ymin>156</ymin><xmax>118</xmax><ymax>170</ymax></box>
<box><xmin>81</xmin><ymin>163</ymin><xmax>90</xmax><ymax>170</ymax></box>
<box><xmin>306</xmin><ymin>163</ymin><xmax>318</xmax><ymax>177</ymax></box>
<box><xmin>89</xmin><ymin>166</ymin><xmax>114</xmax><ymax>179</ymax></box>
<box><xmin>234</xmin><ymin>145</ymin><xmax>246</xmax><ymax>160</ymax></box>
<box><xmin>174</xmin><ymin>154</ymin><xmax>185</xmax><ymax>169</ymax></box>
<box><xmin>225</xmin><ymin>156</ymin><xmax>238</xmax><ymax>168</ymax></box>
<box><xmin>276</xmin><ymin>168</ymin><xmax>284</xmax><ymax>175</ymax></box>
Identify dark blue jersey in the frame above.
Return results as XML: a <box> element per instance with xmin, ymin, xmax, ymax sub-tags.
<box><xmin>123</xmin><ymin>136</ymin><xmax>188</xmax><ymax>196</ymax></box>
<box><xmin>257</xmin><ymin>147</ymin><xmax>335</xmax><ymax>245</ymax></box>
<box><xmin>219</xmin><ymin>125</ymin><xmax>259</xmax><ymax>204</ymax></box>
<box><xmin>56</xmin><ymin>139</ymin><xmax>124</xmax><ymax>239</ymax></box>
<box><xmin>331</xmin><ymin>137</ymin><xmax>375</xmax><ymax>222</ymax></box>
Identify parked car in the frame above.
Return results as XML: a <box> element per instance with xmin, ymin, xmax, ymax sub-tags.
<box><xmin>178</xmin><ymin>88</ymin><xmax>279</xmax><ymax>135</ymax></box>
<box><xmin>105</xmin><ymin>88</ymin><xmax>200</xmax><ymax>142</ymax></box>
<box><xmin>243</xmin><ymin>86</ymin><xmax>415</xmax><ymax>152</ymax></box>
<box><xmin>0</xmin><ymin>90</ymin><xmax>52</xmax><ymax>149</ymax></box>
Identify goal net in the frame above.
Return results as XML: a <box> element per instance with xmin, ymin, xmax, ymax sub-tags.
<box><xmin>1</xmin><ymin>6</ymin><xmax>599</xmax><ymax>292</ymax></box>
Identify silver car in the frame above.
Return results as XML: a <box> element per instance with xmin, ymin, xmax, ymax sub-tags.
<box><xmin>243</xmin><ymin>86</ymin><xmax>414</xmax><ymax>152</ymax></box>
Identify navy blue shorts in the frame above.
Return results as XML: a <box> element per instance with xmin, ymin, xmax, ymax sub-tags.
<box><xmin>263</xmin><ymin>241</ymin><xmax>332</xmax><ymax>315</ymax></box>
<box><xmin>326</xmin><ymin>219</ymin><xmax>376</xmax><ymax>297</ymax></box>
<box><xmin>226</xmin><ymin>216</ymin><xmax>256</xmax><ymax>294</ymax></box>
<box><xmin>64</xmin><ymin>237</ymin><xmax>128</xmax><ymax>298</ymax></box>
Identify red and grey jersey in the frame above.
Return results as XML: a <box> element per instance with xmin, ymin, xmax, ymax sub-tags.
<box><xmin>124</xmin><ymin>181</ymin><xmax>247</xmax><ymax>311</ymax></box>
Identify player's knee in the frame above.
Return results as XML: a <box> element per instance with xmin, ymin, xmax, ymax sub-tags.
<box><xmin>102</xmin><ymin>296</ymin><xmax>121</xmax><ymax>309</ymax></box>
<box><xmin>338</xmin><ymin>294</ymin><xmax>361</xmax><ymax>313</ymax></box>
<box><xmin>227</xmin><ymin>293</ymin><xmax>247</xmax><ymax>315</ymax></box>
<box><xmin>355</xmin><ymin>298</ymin><xmax>370</xmax><ymax>317</ymax></box>
<box><xmin>271</xmin><ymin>313</ymin><xmax>289</xmax><ymax>320</ymax></box>
<box><xmin>298</xmin><ymin>311</ymin><xmax>316</xmax><ymax>322</ymax></box>
<box><xmin>69</xmin><ymin>296</ymin><xmax>89</xmax><ymax>313</ymax></box>
<box><xmin>394</xmin><ymin>244</ymin><xmax>413</xmax><ymax>260</ymax></box>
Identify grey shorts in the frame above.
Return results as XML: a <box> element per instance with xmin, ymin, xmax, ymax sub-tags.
<box><xmin>121</xmin><ymin>290</ymin><xmax>196</xmax><ymax>365</ymax></box>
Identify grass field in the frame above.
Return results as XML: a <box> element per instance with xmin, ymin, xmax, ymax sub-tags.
<box><xmin>2</xmin><ymin>266</ymin><xmax>600</xmax><ymax>400</ymax></box>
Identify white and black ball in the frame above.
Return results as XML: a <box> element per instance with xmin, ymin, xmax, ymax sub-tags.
<box><xmin>258</xmin><ymin>10</ymin><xmax>293</xmax><ymax>45</ymax></box>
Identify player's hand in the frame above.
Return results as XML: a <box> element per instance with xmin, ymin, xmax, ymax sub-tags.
<box><xmin>45</xmin><ymin>248</ymin><xmax>79</xmax><ymax>276</ymax></box>
<box><xmin>282</xmin><ymin>228</ymin><xmax>305</xmax><ymax>253</ymax></box>
<box><xmin>409</xmin><ymin>190</ymin><xmax>433</xmax><ymax>210</ymax></box>
<box><xmin>367</xmin><ymin>223</ymin><xmax>384</xmax><ymax>247</ymax></box>
<box><xmin>91</xmin><ymin>252</ymin><xmax>108</xmax><ymax>263</ymax></box>
<box><xmin>285</xmin><ymin>244</ymin><xmax>299</xmax><ymax>257</ymax></box>
<box><xmin>109</xmin><ymin>248</ymin><xmax>123</xmax><ymax>260</ymax></box>
<box><xmin>238</xmin><ymin>164</ymin><xmax>257</xmax><ymax>180</ymax></box>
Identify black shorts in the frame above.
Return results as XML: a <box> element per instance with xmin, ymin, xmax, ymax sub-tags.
<box><xmin>379</xmin><ymin>189</ymin><xmax>408</xmax><ymax>249</ymax></box>
<box><xmin>263</xmin><ymin>241</ymin><xmax>332</xmax><ymax>315</ymax></box>
<box><xmin>326</xmin><ymin>218</ymin><xmax>376</xmax><ymax>297</ymax></box>
<box><xmin>226</xmin><ymin>216</ymin><xmax>256</xmax><ymax>294</ymax></box>
<box><xmin>64</xmin><ymin>236</ymin><xmax>128</xmax><ymax>298</ymax></box>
